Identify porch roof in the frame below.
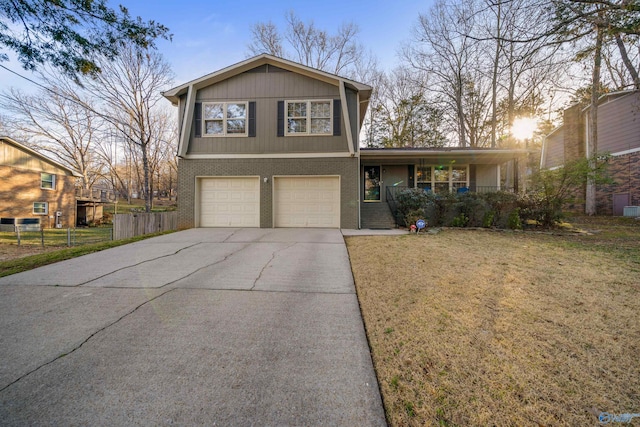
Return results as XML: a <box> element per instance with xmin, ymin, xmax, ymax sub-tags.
<box><xmin>359</xmin><ymin>147</ymin><xmax>530</xmax><ymax>164</ymax></box>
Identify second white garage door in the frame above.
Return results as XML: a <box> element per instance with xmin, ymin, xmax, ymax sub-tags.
<box><xmin>274</xmin><ymin>176</ymin><xmax>340</xmax><ymax>228</ymax></box>
<box><xmin>199</xmin><ymin>177</ymin><xmax>260</xmax><ymax>227</ymax></box>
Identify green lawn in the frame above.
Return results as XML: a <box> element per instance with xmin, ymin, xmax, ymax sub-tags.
<box><xmin>103</xmin><ymin>198</ymin><xmax>177</xmax><ymax>215</ymax></box>
<box><xmin>0</xmin><ymin>227</ymin><xmax>113</xmax><ymax>248</ymax></box>
<box><xmin>0</xmin><ymin>230</ymin><xmax>176</xmax><ymax>278</ymax></box>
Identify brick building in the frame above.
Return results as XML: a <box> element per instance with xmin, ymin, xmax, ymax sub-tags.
<box><xmin>0</xmin><ymin>136</ymin><xmax>81</xmax><ymax>229</ymax></box>
<box><xmin>541</xmin><ymin>90</ymin><xmax>640</xmax><ymax>215</ymax></box>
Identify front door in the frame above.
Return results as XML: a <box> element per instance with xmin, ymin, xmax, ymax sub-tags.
<box><xmin>364</xmin><ymin>166</ymin><xmax>381</xmax><ymax>202</ymax></box>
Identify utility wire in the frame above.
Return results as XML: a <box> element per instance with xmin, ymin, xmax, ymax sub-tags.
<box><xmin>0</xmin><ymin>62</ymin><xmax>142</xmax><ymax>147</ymax></box>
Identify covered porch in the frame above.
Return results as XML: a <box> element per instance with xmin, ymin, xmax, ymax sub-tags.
<box><xmin>359</xmin><ymin>147</ymin><xmax>530</xmax><ymax>228</ymax></box>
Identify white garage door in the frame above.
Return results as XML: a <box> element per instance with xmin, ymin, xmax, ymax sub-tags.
<box><xmin>199</xmin><ymin>177</ymin><xmax>260</xmax><ymax>227</ymax></box>
<box><xmin>274</xmin><ymin>176</ymin><xmax>340</xmax><ymax>228</ymax></box>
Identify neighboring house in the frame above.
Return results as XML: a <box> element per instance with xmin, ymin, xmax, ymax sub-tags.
<box><xmin>541</xmin><ymin>90</ymin><xmax>640</xmax><ymax>215</ymax></box>
<box><xmin>163</xmin><ymin>55</ymin><xmax>528</xmax><ymax>229</ymax></box>
<box><xmin>0</xmin><ymin>136</ymin><xmax>81</xmax><ymax>229</ymax></box>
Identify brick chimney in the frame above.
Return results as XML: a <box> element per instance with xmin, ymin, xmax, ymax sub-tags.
<box><xmin>563</xmin><ymin>104</ymin><xmax>585</xmax><ymax>161</ymax></box>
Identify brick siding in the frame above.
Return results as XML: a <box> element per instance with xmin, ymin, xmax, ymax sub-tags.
<box><xmin>563</xmin><ymin>105</ymin><xmax>585</xmax><ymax>162</ymax></box>
<box><xmin>177</xmin><ymin>157</ymin><xmax>359</xmax><ymax>229</ymax></box>
<box><xmin>0</xmin><ymin>165</ymin><xmax>77</xmax><ymax>228</ymax></box>
<box><xmin>596</xmin><ymin>151</ymin><xmax>640</xmax><ymax>215</ymax></box>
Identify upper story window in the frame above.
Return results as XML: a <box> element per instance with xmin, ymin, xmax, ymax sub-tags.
<box><xmin>285</xmin><ymin>100</ymin><xmax>332</xmax><ymax>136</ymax></box>
<box><xmin>41</xmin><ymin>173</ymin><xmax>56</xmax><ymax>190</ymax></box>
<box><xmin>203</xmin><ymin>102</ymin><xmax>248</xmax><ymax>137</ymax></box>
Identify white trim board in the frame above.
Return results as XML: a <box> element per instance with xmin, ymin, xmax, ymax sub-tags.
<box><xmin>182</xmin><ymin>152</ymin><xmax>355</xmax><ymax>159</ymax></box>
<box><xmin>611</xmin><ymin>147</ymin><xmax>640</xmax><ymax>157</ymax></box>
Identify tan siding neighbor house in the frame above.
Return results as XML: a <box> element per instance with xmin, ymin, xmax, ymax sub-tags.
<box><xmin>0</xmin><ymin>136</ymin><xmax>81</xmax><ymax>229</ymax></box>
<box><xmin>541</xmin><ymin>90</ymin><xmax>640</xmax><ymax>216</ymax></box>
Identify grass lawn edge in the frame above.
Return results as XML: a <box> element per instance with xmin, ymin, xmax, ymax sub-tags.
<box><xmin>0</xmin><ymin>230</ymin><xmax>178</xmax><ymax>278</ymax></box>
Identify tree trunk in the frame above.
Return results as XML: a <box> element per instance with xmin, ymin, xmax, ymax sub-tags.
<box><xmin>491</xmin><ymin>0</ymin><xmax>502</xmax><ymax>148</ymax></box>
<box><xmin>142</xmin><ymin>142</ymin><xmax>152</xmax><ymax>213</ymax></box>
<box><xmin>456</xmin><ymin>78</ymin><xmax>467</xmax><ymax>147</ymax></box>
<box><xmin>586</xmin><ymin>22</ymin><xmax>603</xmax><ymax>216</ymax></box>
<box><xmin>614</xmin><ymin>33</ymin><xmax>640</xmax><ymax>90</ymax></box>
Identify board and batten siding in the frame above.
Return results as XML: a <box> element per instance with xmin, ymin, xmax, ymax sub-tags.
<box><xmin>187</xmin><ymin>69</ymin><xmax>349</xmax><ymax>155</ymax></box>
<box><xmin>596</xmin><ymin>92</ymin><xmax>640</xmax><ymax>154</ymax></box>
<box><xmin>544</xmin><ymin>129</ymin><xmax>565</xmax><ymax>168</ymax></box>
<box><xmin>0</xmin><ymin>141</ymin><xmax>70</xmax><ymax>175</ymax></box>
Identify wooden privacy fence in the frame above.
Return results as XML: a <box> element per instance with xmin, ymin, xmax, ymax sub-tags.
<box><xmin>113</xmin><ymin>212</ymin><xmax>178</xmax><ymax>240</ymax></box>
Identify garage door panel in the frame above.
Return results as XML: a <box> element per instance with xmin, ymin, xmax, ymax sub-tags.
<box><xmin>200</xmin><ymin>177</ymin><xmax>259</xmax><ymax>227</ymax></box>
<box><xmin>274</xmin><ymin>177</ymin><xmax>340</xmax><ymax>228</ymax></box>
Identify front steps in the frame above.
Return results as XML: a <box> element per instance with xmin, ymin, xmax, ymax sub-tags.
<box><xmin>361</xmin><ymin>202</ymin><xmax>397</xmax><ymax>229</ymax></box>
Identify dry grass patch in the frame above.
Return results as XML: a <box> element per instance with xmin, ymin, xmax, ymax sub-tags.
<box><xmin>346</xmin><ymin>223</ymin><xmax>640</xmax><ymax>426</ymax></box>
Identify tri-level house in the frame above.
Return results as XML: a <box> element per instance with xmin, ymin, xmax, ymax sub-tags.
<box><xmin>0</xmin><ymin>136</ymin><xmax>81</xmax><ymax>229</ymax></box>
<box><xmin>163</xmin><ymin>55</ymin><xmax>529</xmax><ymax>229</ymax></box>
<box><xmin>542</xmin><ymin>90</ymin><xmax>640</xmax><ymax>216</ymax></box>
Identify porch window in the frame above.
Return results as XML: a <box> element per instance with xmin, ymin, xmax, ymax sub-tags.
<box><xmin>202</xmin><ymin>102</ymin><xmax>247</xmax><ymax>136</ymax></box>
<box><xmin>416</xmin><ymin>165</ymin><xmax>469</xmax><ymax>193</ymax></box>
<box><xmin>41</xmin><ymin>173</ymin><xmax>56</xmax><ymax>190</ymax></box>
<box><xmin>451</xmin><ymin>166</ymin><xmax>468</xmax><ymax>191</ymax></box>
<box><xmin>416</xmin><ymin>166</ymin><xmax>431</xmax><ymax>190</ymax></box>
<box><xmin>285</xmin><ymin>100</ymin><xmax>332</xmax><ymax>135</ymax></box>
<box><xmin>433</xmin><ymin>166</ymin><xmax>449</xmax><ymax>194</ymax></box>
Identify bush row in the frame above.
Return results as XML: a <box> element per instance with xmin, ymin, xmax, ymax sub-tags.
<box><xmin>395</xmin><ymin>188</ymin><xmax>563</xmax><ymax>229</ymax></box>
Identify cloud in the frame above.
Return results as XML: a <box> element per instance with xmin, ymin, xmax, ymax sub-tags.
<box><xmin>200</xmin><ymin>14</ymin><xmax>236</xmax><ymax>36</ymax></box>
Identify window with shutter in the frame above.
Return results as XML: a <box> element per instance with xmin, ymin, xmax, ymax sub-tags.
<box><xmin>283</xmin><ymin>100</ymin><xmax>334</xmax><ymax>136</ymax></box>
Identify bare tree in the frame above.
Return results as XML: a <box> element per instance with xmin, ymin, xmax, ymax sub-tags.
<box><xmin>248</xmin><ymin>21</ymin><xmax>284</xmax><ymax>57</ymax></box>
<box><xmin>405</xmin><ymin>0</ymin><xmax>480</xmax><ymax>147</ymax></box>
<box><xmin>96</xmin><ymin>131</ymin><xmax>133</xmax><ymax>202</ymax></box>
<box><xmin>371</xmin><ymin>67</ymin><xmax>447</xmax><ymax>148</ymax></box>
<box><xmin>351</xmin><ymin>53</ymin><xmax>385</xmax><ymax>146</ymax></box>
<box><xmin>587</xmin><ymin>21</ymin><xmax>605</xmax><ymax>215</ymax></box>
<box><xmin>601</xmin><ymin>35</ymin><xmax>640</xmax><ymax>89</ymax></box>
<box><xmin>144</xmin><ymin>107</ymin><xmax>177</xmax><ymax>202</ymax></box>
<box><xmin>478</xmin><ymin>0</ymin><xmax>562</xmax><ymax>147</ymax></box>
<box><xmin>247</xmin><ymin>11</ymin><xmax>364</xmax><ymax>76</ymax></box>
<box><xmin>461</xmin><ymin>74</ymin><xmax>493</xmax><ymax>147</ymax></box>
<box><xmin>71</xmin><ymin>44</ymin><xmax>175</xmax><ymax>212</ymax></box>
<box><xmin>0</xmin><ymin>86</ymin><xmax>103</xmax><ymax>189</ymax></box>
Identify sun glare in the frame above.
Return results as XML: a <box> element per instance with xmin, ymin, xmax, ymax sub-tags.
<box><xmin>511</xmin><ymin>117</ymin><xmax>537</xmax><ymax>141</ymax></box>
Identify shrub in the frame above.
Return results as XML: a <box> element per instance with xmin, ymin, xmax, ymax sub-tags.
<box><xmin>395</xmin><ymin>189</ymin><xmax>522</xmax><ymax>229</ymax></box>
<box><xmin>507</xmin><ymin>208</ymin><xmax>522</xmax><ymax>230</ymax></box>
<box><xmin>396</xmin><ymin>188</ymin><xmax>431</xmax><ymax>226</ymax></box>
<box><xmin>483</xmin><ymin>191</ymin><xmax>519</xmax><ymax>228</ymax></box>
<box><xmin>482</xmin><ymin>210</ymin><xmax>495</xmax><ymax>228</ymax></box>
<box><xmin>451</xmin><ymin>213</ymin><xmax>469</xmax><ymax>227</ymax></box>
<box><xmin>528</xmin><ymin>154</ymin><xmax>612</xmax><ymax>227</ymax></box>
<box><xmin>456</xmin><ymin>193</ymin><xmax>490</xmax><ymax>227</ymax></box>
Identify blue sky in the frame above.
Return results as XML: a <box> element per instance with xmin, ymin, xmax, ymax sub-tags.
<box><xmin>0</xmin><ymin>0</ymin><xmax>434</xmax><ymax>91</ymax></box>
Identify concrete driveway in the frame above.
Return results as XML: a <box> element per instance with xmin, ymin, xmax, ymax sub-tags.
<box><xmin>0</xmin><ymin>229</ymin><xmax>386</xmax><ymax>426</ymax></box>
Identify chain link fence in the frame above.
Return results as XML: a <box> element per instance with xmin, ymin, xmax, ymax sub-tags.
<box><xmin>0</xmin><ymin>226</ymin><xmax>114</xmax><ymax>248</ymax></box>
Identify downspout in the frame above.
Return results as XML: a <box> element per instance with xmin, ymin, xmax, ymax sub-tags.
<box><xmin>356</xmin><ymin>92</ymin><xmax>361</xmax><ymax>229</ymax></box>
